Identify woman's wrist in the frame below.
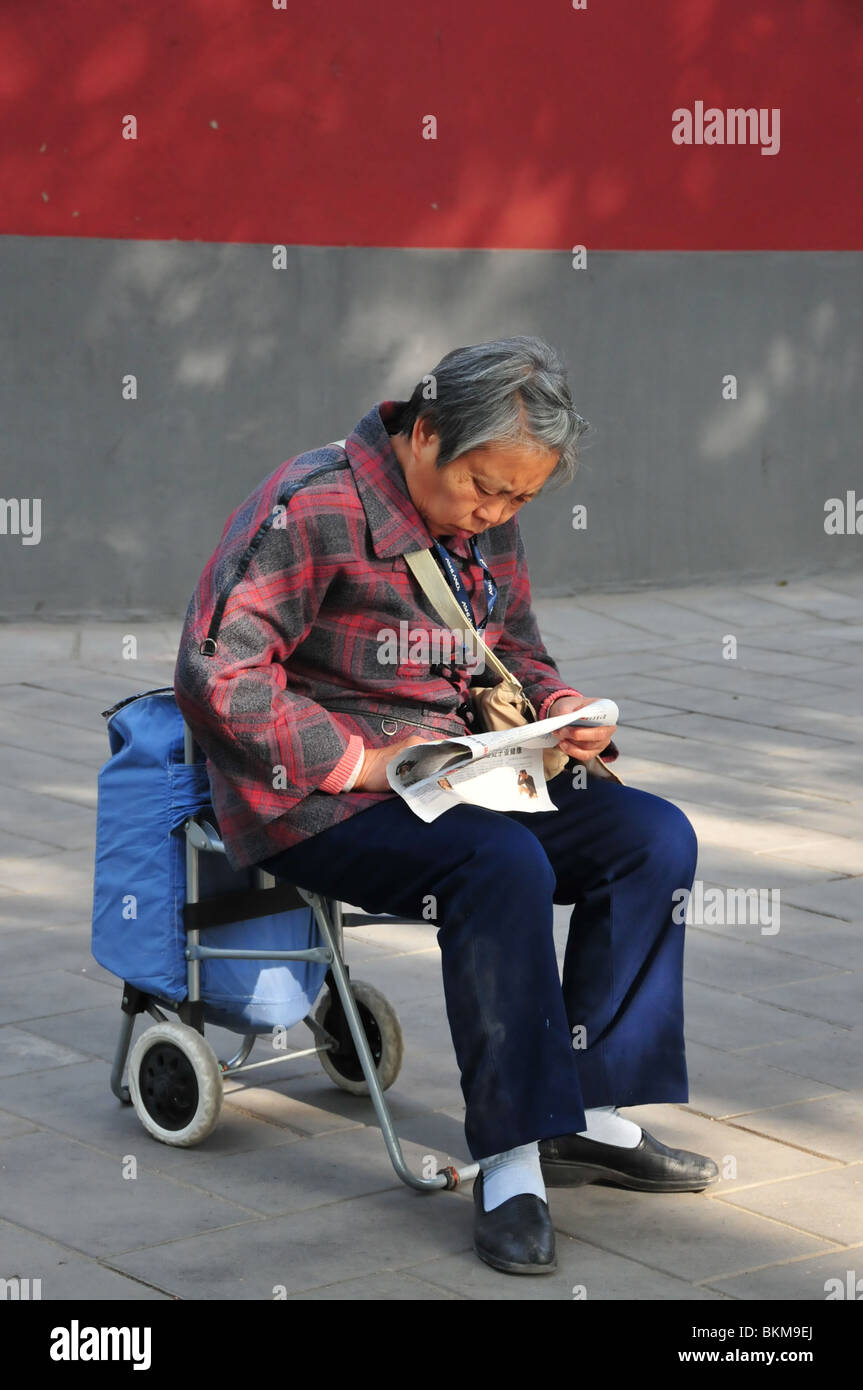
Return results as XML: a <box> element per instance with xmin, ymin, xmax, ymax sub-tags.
<box><xmin>538</xmin><ymin>688</ymin><xmax>583</xmax><ymax>721</ymax></box>
<box><xmin>340</xmin><ymin>746</ymin><xmax>366</xmax><ymax>791</ymax></box>
<box><xmin>319</xmin><ymin>736</ymin><xmax>365</xmax><ymax>793</ymax></box>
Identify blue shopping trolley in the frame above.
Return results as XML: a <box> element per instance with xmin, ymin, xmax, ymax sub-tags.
<box><xmin>91</xmin><ymin>686</ymin><xmax>476</xmax><ymax>1192</ymax></box>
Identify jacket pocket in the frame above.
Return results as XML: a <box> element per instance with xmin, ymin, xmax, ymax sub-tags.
<box><xmin>324</xmin><ymin>703</ymin><xmax>465</xmax><ymax>740</ymax></box>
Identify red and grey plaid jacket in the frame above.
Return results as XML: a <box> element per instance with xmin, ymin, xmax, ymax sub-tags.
<box><xmin>174</xmin><ymin>399</ymin><xmax>616</xmax><ymax>870</ymax></box>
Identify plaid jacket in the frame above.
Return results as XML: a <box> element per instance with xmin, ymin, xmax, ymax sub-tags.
<box><xmin>174</xmin><ymin>399</ymin><xmax>616</xmax><ymax>870</ymax></box>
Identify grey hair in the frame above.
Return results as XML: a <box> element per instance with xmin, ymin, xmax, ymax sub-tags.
<box><xmin>394</xmin><ymin>335</ymin><xmax>589</xmax><ymax>487</ymax></box>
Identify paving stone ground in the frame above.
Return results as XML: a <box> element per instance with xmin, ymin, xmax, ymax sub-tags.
<box><xmin>0</xmin><ymin>571</ymin><xmax>860</xmax><ymax>1301</ymax></box>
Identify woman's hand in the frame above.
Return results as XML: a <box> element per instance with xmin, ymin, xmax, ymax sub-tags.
<box><xmin>353</xmin><ymin>735</ymin><xmax>435</xmax><ymax>792</ymax></box>
<box><xmin>547</xmin><ymin>695</ymin><xmax>617</xmax><ymax>763</ymax></box>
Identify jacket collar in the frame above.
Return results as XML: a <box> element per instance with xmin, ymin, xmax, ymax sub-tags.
<box><xmin>344</xmin><ymin>400</ymin><xmax>473</xmax><ymax>560</ymax></box>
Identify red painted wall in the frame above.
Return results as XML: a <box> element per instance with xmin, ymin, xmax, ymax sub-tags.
<box><xmin>3</xmin><ymin>0</ymin><xmax>861</xmax><ymax>250</ymax></box>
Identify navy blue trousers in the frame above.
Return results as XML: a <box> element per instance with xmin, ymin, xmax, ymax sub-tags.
<box><xmin>258</xmin><ymin>769</ymin><xmax>697</xmax><ymax>1160</ymax></box>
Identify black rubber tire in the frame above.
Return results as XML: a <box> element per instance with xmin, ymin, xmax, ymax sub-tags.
<box><xmin>314</xmin><ymin>980</ymin><xmax>403</xmax><ymax>1095</ymax></box>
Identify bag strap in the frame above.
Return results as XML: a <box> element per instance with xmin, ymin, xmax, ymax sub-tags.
<box><xmin>333</xmin><ymin>436</ymin><xmax>513</xmax><ymax>690</ymax></box>
<box><xmin>403</xmin><ymin>548</ymin><xmax>521</xmax><ymax>689</ymax></box>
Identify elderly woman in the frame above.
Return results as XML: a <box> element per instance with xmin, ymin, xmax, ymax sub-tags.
<box><xmin>174</xmin><ymin>336</ymin><xmax>717</xmax><ymax>1277</ymax></box>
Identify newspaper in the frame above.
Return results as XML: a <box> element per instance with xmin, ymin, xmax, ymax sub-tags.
<box><xmin>386</xmin><ymin>699</ymin><xmax>619</xmax><ymax>822</ymax></box>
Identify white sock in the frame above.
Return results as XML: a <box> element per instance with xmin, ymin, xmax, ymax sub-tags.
<box><xmin>578</xmin><ymin>1105</ymin><xmax>642</xmax><ymax>1148</ymax></box>
<box><xmin>478</xmin><ymin>1141</ymin><xmax>547</xmax><ymax>1211</ymax></box>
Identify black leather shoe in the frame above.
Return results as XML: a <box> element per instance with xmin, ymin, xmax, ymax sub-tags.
<box><xmin>472</xmin><ymin>1171</ymin><xmax>557</xmax><ymax>1275</ymax></box>
<box><xmin>539</xmin><ymin>1130</ymin><xmax>720</xmax><ymax>1193</ymax></box>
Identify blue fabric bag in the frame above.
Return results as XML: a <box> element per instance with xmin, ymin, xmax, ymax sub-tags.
<box><xmin>91</xmin><ymin>687</ymin><xmax>327</xmax><ymax>1033</ymax></box>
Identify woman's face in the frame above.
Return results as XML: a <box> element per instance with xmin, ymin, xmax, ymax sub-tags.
<box><xmin>391</xmin><ymin>418</ymin><xmax>559</xmax><ymax>542</ymax></box>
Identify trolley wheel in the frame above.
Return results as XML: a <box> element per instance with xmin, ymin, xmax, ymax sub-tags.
<box><xmin>314</xmin><ymin>979</ymin><xmax>403</xmax><ymax>1095</ymax></box>
<box><xmin>127</xmin><ymin>1021</ymin><xmax>223</xmax><ymax>1146</ymax></box>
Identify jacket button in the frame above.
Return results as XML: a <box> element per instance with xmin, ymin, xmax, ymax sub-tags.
<box><xmin>381</xmin><ymin>718</ymin><xmax>400</xmax><ymax>736</ymax></box>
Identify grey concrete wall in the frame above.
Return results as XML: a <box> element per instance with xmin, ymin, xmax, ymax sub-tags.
<box><xmin>1</xmin><ymin>237</ymin><xmax>860</xmax><ymax>619</ymax></box>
